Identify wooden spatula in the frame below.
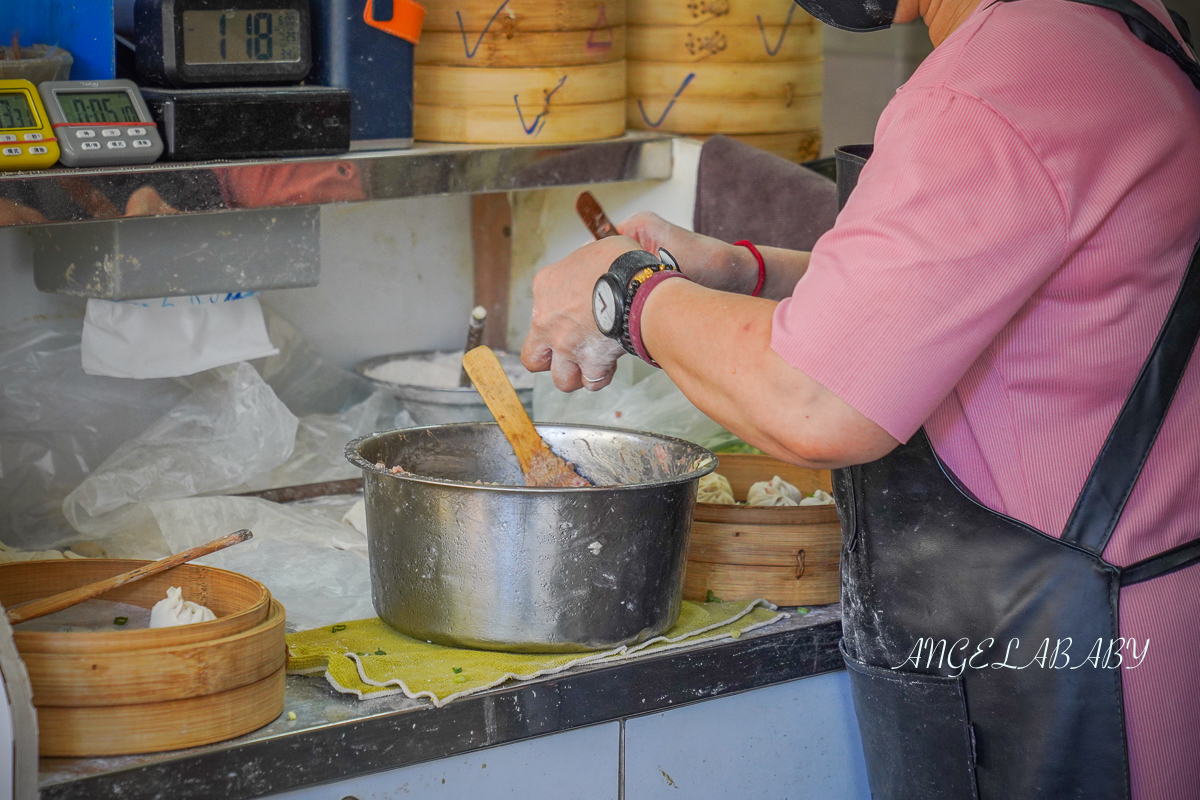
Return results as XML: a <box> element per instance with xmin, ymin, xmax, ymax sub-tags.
<box><xmin>462</xmin><ymin>346</ymin><xmax>591</xmax><ymax>487</ymax></box>
<box><xmin>5</xmin><ymin>529</ymin><xmax>253</xmax><ymax>625</ymax></box>
<box><xmin>576</xmin><ymin>190</ymin><xmax>619</xmax><ymax>239</ymax></box>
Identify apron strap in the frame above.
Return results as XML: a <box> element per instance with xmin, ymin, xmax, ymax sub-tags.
<box><xmin>1039</xmin><ymin>0</ymin><xmax>1200</xmax><ymax>89</ymax></box>
<box><xmin>1062</xmin><ymin>239</ymin><xmax>1200</xmax><ymax>554</ymax></box>
<box><xmin>1055</xmin><ymin>0</ymin><xmax>1200</xmax><ymax>554</ymax></box>
<box><xmin>1121</xmin><ymin>537</ymin><xmax>1200</xmax><ymax>585</ymax></box>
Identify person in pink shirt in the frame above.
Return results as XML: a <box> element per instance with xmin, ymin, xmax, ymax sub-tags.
<box><xmin>521</xmin><ymin>0</ymin><xmax>1200</xmax><ymax>797</ymax></box>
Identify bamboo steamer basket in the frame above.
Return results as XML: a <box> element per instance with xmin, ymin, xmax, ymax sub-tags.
<box><xmin>5</xmin><ymin>559</ymin><xmax>270</xmax><ymax>654</ymax></box>
<box><xmin>38</xmin><ymin>666</ymin><xmax>286</xmax><ymax>758</ymax></box>
<box><xmin>423</xmin><ymin>0</ymin><xmax>626</xmax><ymax>33</ymax></box>
<box><xmin>415</xmin><ymin>62</ymin><xmax>626</xmax><ymax>106</ymax></box>
<box><xmin>629</xmin><ymin>61</ymin><xmax>822</xmax><ymax>100</ymax></box>
<box><xmin>692</xmin><ymin>129</ymin><xmax>823</xmax><ymax>163</ymax></box>
<box><xmin>628</xmin><ymin>93</ymin><xmax>820</xmax><ymax>133</ymax></box>
<box><xmin>628</xmin><ymin>22</ymin><xmax>820</xmax><ymax>63</ymax></box>
<box><xmin>415</xmin><ymin>100</ymin><xmax>626</xmax><ymax>143</ymax></box>
<box><xmin>629</xmin><ymin>0</ymin><xmax>800</xmax><ymax>27</ymax></box>
<box><xmin>23</xmin><ymin>601</ymin><xmax>286</xmax><ymax>707</ymax></box>
<box><xmin>417</xmin><ymin>28</ymin><xmax>626</xmax><ymax>67</ymax></box>
<box><xmin>683</xmin><ymin>454</ymin><xmax>841</xmax><ymax>606</ymax></box>
<box><xmin>0</xmin><ymin>560</ymin><xmax>285</xmax><ymax>757</ymax></box>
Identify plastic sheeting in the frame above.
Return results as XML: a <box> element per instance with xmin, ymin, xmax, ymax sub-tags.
<box><xmin>533</xmin><ymin>358</ymin><xmax>743</xmax><ymax>452</ymax></box>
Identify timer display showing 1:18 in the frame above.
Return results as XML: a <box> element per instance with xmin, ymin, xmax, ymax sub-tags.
<box><xmin>0</xmin><ymin>92</ymin><xmax>36</xmax><ymax>129</ymax></box>
<box><xmin>58</xmin><ymin>92</ymin><xmax>141</xmax><ymax>124</ymax></box>
<box><xmin>182</xmin><ymin>10</ymin><xmax>302</xmax><ymax>65</ymax></box>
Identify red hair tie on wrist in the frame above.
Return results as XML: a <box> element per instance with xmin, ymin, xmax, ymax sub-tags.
<box><xmin>735</xmin><ymin>240</ymin><xmax>766</xmax><ymax>297</ymax></box>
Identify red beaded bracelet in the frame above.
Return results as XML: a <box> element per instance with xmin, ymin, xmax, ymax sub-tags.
<box><xmin>628</xmin><ymin>270</ymin><xmax>689</xmax><ymax>368</ymax></box>
<box><xmin>735</xmin><ymin>240</ymin><xmax>766</xmax><ymax>297</ymax></box>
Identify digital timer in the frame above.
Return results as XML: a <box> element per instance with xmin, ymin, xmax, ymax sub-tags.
<box><xmin>38</xmin><ymin>80</ymin><xmax>164</xmax><ymax>166</ymax></box>
<box><xmin>134</xmin><ymin>0</ymin><xmax>313</xmax><ymax>87</ymax></box>
<box><xmin>0</xmin><ymin>80</ymin><xmax>60</xmax><ymax>172</ymax></box>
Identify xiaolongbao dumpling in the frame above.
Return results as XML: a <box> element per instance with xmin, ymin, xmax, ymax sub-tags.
<box><xmin>747</xmin><ymin>475</ymin><xmax>803</xmax><ymax>507</ymax></box>
<box><xmin>697</xmin><ymin>472</ymin><xmax>736</xmax><ymax>504</ymax></box>
<box><xmin>149</xmin><ymin>586</ymin><xmax>217</xmax><ymax>628</ymax></box>
<box><xmin>799</xmin><ymin>489</ymin><xmax>835</xmax><ymax>506</ymax></box>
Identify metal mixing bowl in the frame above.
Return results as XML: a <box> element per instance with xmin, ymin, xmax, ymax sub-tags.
<box><xmin>345</xmin><ymin>423</ymin><xmax>717</xmax><ymax>653</ymax></box>
<box><xmin>355</xmin><ymin>349</ymin><xmax>534</xmax><ymax>425</ymax></box>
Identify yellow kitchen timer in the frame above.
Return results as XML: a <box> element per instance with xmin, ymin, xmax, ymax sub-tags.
<box><xmin>0</xmin><ymin>79</ymin><xmax>60</xmax><ymax>171</ymax></box>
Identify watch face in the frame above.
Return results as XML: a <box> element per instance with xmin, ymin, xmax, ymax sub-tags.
<box><xmin>593</xmin><ymin>277</ymin><xmax>620</xmax><ymax>336</ymax></box>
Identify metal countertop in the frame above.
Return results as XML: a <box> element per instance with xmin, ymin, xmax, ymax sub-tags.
<box><xmin>40</xmin><ymin>605</ymin><xmax>842</xmax><ymax>800</ymax></box>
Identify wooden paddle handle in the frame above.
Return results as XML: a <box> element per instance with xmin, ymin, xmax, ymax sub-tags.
<box><xmin>462</xmin><ymin>346</ymin><xmax>545</xmax><ymax>475</ymax></box>
<box><xmin>5</xmin><ymin>530</ymin><xmax>253</xmax><ymax>626</ymax></box>
<box><xmin>576</xmin><ymin>191</ymin><xmax>619</xmax><ymax>240</ymax></box>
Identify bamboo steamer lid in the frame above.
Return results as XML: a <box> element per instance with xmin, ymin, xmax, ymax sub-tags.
<box><xmin>629</xmin><ymin>0</ymin><xmax>803</xmax><ymax>27</ymax></box>
<box><xmin>629</xmin><ymin>61</ymin><xmax>823</xmax><ymax>101</ymax></box>
<box><xmin>422</xmin><ymin>0</ymin><xmax>626</xmax><ymax>32</ymax></box>
<box><xmin>692</xmin><ymin>129</ymin><xmax>824</xmax><ymax>163</ymax></box>
<box><xmin>415</xmin><ymin>99</ymin><xmax>626</xmax><ymax>143</ymax></box>
<box><xmin>628</xmin><ymin>93</ymin><xmax>820</xmax><ymax>133</ymax></box>
<box><xmin>416</xmin><ymin>27</ymin><xmax>626</xmax><ymax>67</ymax></box>
<box><xmin>683</xmin><ymin>453</ymin><xmax>840</xmax><ymax>607</ymax></box>
<box><xmin>37</xmin><ymin>666</ymin><xmax>286</xmax><ymax>757</ymax></box>
<box><xmin>414</xmin><ymin>62</ymin><xmax>626</xmax><ymax>106</ymax></box>
<box><xmin>627</xmin><ymin>22</ymin><xmax>821</xmax><ymax>63</ymax></box>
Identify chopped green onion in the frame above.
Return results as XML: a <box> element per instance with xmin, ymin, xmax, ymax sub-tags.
<box><xmin>331</xmin><ymin>624</ymin><xmax>347</xmax><ymax>633</ymax></box>
<box><xmin>796</xmin><ymin>607</ymin><xmax>809</xmax><ymax>614</ymax></box>
<box><xmin>113</xmin><ymin>616</ymin><xmax>128</xmax><ymax>626</ymax></box>
<box><xmin>705</xmin><ymin>589</ymin><xmax>723</xmax><ymax>603</ymax></box>
<box><xmin>452</xmin><ymin>666</ymin><xmax>463</xmax><ymax>674</ymax></box>
<box><xmin>375</xmin><ymin>649</ymin><xmax>387</xmax><ymax>656</ymax></box>
<box><xmin>729</xmin><ymin>630</ymin><xmax>741</xmax><ymax>639</ymax></box>
<box><xmin>454</xmin><ymin>674</ymin><xmax>468</xmax><ymax>684</ymax></box>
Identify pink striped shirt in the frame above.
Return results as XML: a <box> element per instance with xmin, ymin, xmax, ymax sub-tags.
<box><xmin>771</xmin><ymin>1</ymin><xmax>1200</xmax><ymax>796</ymax></box>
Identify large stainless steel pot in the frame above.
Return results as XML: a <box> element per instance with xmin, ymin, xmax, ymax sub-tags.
<box><xmin>345</xmin><ymin>423</ymin><xmax>716</xmax><ymax>653</ymax></box>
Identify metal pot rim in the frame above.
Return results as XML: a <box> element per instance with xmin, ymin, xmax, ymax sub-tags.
<box><xmin>345</xmin><ymin>422</ymin><xmax>717</xmax><ymax>493</ymax></box>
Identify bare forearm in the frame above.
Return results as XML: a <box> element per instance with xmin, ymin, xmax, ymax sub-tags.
<box><xmin>638</xmin><ymin>278</ymin><xmax>897</xmax><ymax>468</ymax></box>
<box><xmin>756</xmin><ymin>245</ymin><xmax>812</xmax><ymax>300</ymax></box>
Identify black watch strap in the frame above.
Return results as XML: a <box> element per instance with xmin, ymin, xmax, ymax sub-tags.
<box><xmin>608</xmin><ymin>250</ymin><xmax>665</xmax><ymax>292</ymax></box>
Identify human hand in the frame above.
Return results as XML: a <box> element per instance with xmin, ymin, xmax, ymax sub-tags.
<box><xmin>521</xmin><ymin>235</ymin><xmax>642</xmax><ymax>392</ymax></box>
<box><xmin>617</xmin><ymin>211</ymin><xmax>758</xmax><ymax>294</ymax></box>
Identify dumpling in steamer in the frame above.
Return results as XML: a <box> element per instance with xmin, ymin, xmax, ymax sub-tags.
<box><xmin>747</xmin><ymin>475</ymin><xmax>804</xmax><ymax>507</ymax></box>
<box><xmin>150</xmin><ymin>586</ymin><xmax>217</xmax><ymax>628</ymax></box>
<box><xmin>799</xmin><ymin>489</ymin><xmax>835</xmax><ymax>506</ymax></box>
<box><xmin>697</xmin><ymin>473</ymin><xmax>736</xmax><ymax>505</ymax></box>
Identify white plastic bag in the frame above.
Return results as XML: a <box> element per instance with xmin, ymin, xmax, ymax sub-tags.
<box><xmin>148</xmin><ymin>495</ymin><xmax>372</xmax><ymax>631</ymax></box>
<box><xmin>62</xmin><ymin>361</ymin><xmax>298</xmax><ymax>538</ymax></box>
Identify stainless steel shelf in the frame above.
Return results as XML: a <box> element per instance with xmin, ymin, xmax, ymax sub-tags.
<box><xmin>0</xmin><ymin>133</ymin><xmax>674</xmax><ymax>229</ymax></box>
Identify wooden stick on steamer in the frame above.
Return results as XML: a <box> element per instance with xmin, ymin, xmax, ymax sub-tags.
<box><xmin>4</xmin><ymin>530</ymin><xmax>253</xmax><ymax>625</ymax></box>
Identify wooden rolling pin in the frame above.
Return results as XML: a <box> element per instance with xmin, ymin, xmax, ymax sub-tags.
<box><xmin>5</xmin><ymin>530</ymin><xmax>253</xmax><ymax>625</ymax></box>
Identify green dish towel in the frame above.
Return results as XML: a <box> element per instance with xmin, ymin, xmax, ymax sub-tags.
<box><xmin>287</xmin><ymin>600</ymin><xmax>787</xmax><ymax>707</ymax></box>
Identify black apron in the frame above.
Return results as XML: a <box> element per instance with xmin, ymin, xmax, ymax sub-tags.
<box><xmin>833</xmin><ymin>2</ymin><xmax>1200</xmax><ymax>797</ymax></box>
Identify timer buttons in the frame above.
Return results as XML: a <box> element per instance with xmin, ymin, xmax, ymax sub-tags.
<box><xmin>0</xmin><ymin>134</ymin><xmax>15</xmax><ymax>143</ymax></box>
<box><xmin>101</xmin><ymin>128</ymin><xmax>121</xmax><ymax>137</ymax></box>
<box><xmin>2</xmin><ymin>147</ymin><xmax>21</xmax><ymax>156</ymax></box>
<box><xmin>75</xmin><ymin>129</ymin><xmax>96</xmax><ymax>138</ymax></box>
<box><xmin>106</xmin><ymin>140</ymin><xmax>127</xmax><ymax>149</ymax></box>
<box><xmin>81</xmin><ymin>141</ymin><xmax>101</xmax><ymax>151</ymax></box>
<box><xmin>28</xmin><ymin>145</ymin><xmax>49</xmax><ymax>155</ymax></box>
<box><xmin>23</xmin><ymin>133</ymin><xmax>43</xmax><ymax>141</ymax></box>
<box><xmin>132</xmin><ymin>139</ymin><xmax>153</xmax><ymax>148</ymax></box>
<box><xmin>129</xmin><ymin>127</ymin><xmax>147</xmax><ymax>136</ymax></box>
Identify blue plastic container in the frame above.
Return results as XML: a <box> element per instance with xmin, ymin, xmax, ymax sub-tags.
<box><xmin>310</xmin><ymin>0</ymin><xmax>415</xmax><ymax>149</ymax></box>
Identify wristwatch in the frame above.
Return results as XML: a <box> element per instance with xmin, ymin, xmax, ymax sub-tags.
<box><xmin>592</xmin><ymin>249</ymin><xmax>681</xmax><ymax>355</ymax></box>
